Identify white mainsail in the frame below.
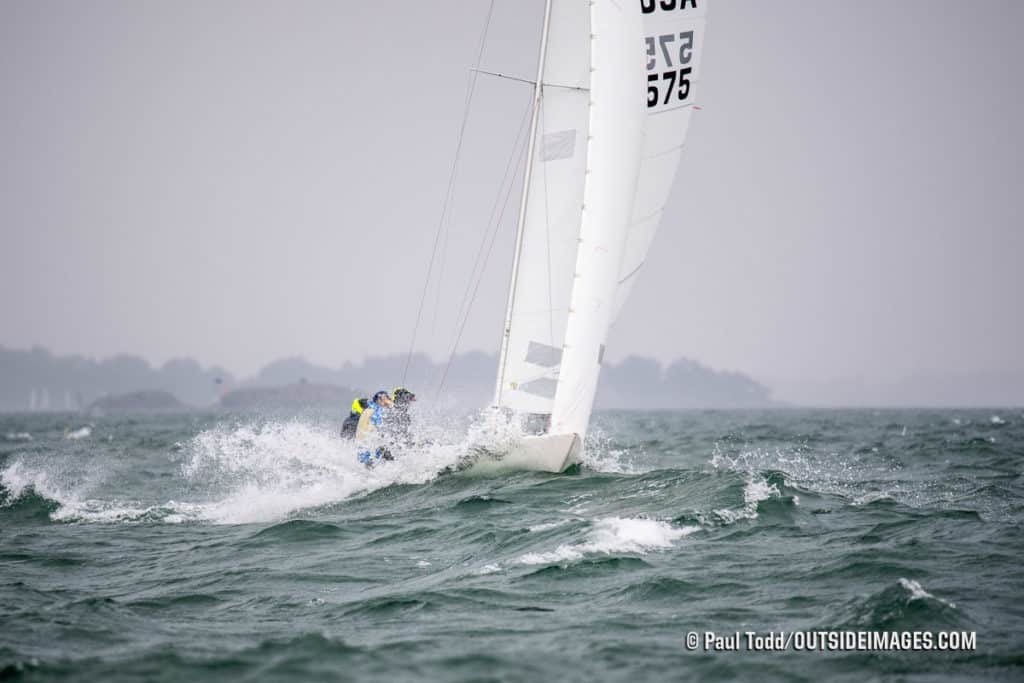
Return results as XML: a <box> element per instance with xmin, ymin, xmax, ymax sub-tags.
<box><xmin>492</xmin><ymin>0</ymin><xmax>708</xmax><ymax>466</ymax></box>
<box><xmin>494</xmin><ymin>0</ymin><xmax>591</xmax><ymax>416</ymax></box>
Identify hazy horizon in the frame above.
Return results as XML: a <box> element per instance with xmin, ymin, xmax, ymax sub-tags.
<box><xmin>4</xmin><ymin>342</ymin><xmax>1023</xmax><ymax>409</ymax></box>
<box><xmin>3</xmin><ymin>1</ymin><xmax>1021</xmax><ymax>406</ymax></box>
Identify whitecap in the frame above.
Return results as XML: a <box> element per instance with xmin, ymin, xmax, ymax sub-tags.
<box><xmin>899</xmin><ymin>578</ymin><xmax>956</xmax><ymax>608</ymax></box>
<box><xmin>708</xmin><ymin>476</ymin><xmax>780</xmax><ymax>524</ymax></box>
<box><xmin>65</xmin><ymin>426</ymin><xmax>91</xmax><ymax>440</ymax></box>
<box><xmin>516</xmin><ymin>516</ymin><xmax>697</xmax><ymax>566</ymax></box>
<box><xmin>3</xmin><ymin>432</ymin><xmax>32</xmax><ymax>442</ymax></box>
<box><xmin>2</xmin><ymin>415</ymin><xmax>471</xmax><ymax>525</ymax></box>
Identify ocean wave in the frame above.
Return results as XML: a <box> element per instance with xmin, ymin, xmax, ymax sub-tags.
<box><xmin>2</xmin><ymin>412</ymin><xmax>640</xmax><ymax>526</ymax></box>
<box><xmin>580</xmin><ymin>427</ymin><xmax>647</xmax><ymax>474</ymax></box>
<box><xmin>516</xmin><ymin>516</ymin><xmax>698</xmax><ymax>566</ymax></box>
<box><xmin>824</xmin><ymin>577</ymin><xmax>960</xmax><ymax>631</ymax></box>
<box><xmin>706</xmin><ymin>441</ymin><xmax>1017</xmax><ymax>521</ymax></box>
<box><xmin>64</xmin><ymin>426</ymin><xmax>91</xmax><ymax>440</ymax></box>
<box><xmin>704</xmin><ymin>476</ymin><xmax>781</xmax><ymax>524</ymax></box>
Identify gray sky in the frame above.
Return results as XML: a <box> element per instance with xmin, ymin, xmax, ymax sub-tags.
<box><xmin>2</xmin><ymin>1</ymin><xmax>1021</xmax><ymax>401</ymax></box>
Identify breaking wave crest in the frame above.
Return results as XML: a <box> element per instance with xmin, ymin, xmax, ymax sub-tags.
<box><xmin>516</xmin><ymin>517</ymin><xmax>698</xmax><ymax>566</ymax></box>
<box><xmin>0</xmin><ymin>412</ymin><xmax>642</xmax><ymax>525</ymax></box>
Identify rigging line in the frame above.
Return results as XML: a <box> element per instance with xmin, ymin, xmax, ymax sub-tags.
<box><xmin>470</xmin><ymin>68</ymin><xmax>590</xmax><ymax>92</ymax></box>
<box><xmin>436</xmin><ymin>143</ymin><xmax>528</xmax><ymax>400</ymax></box>
<box><xmin>447</xmin><ymin>100</ymin><xmax>533</xmax><ymax>358</ymax></box>
<box><xmin>402</xmin><ymin>0</ymin><xmax>496</xmax><ymax>384</ymax></box>
<box><xmin>436</xmin><ymin>111</ymin><xmax>532</xmax><ymax>399</ymax></box>
<box><xmin>433</xmin><ymin>101</ymin><xmax>531</xmax><ymax>397</ymax></box>
<box><xmin>429</xmin><ymin>68</ymin><xmax>477</xmax><ymax>345</ymax></box>
<box><xmin>428</xmin><ymin>70</ymin><xmax>473</xmax><ymax>348</ymax></box>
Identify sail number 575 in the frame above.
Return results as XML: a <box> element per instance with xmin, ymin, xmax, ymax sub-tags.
<box><xmin>647</xmin><ymin>69</ymin><xmax>692</xmax><ymax>107</ymax></box>
<box><xmin>645</xmin><ymin>31</ymin><xmax>694</xmax><ymax>108</ymax></box>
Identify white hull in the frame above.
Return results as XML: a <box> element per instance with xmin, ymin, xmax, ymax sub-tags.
<box><xmin>464</xmin><ymin>433</ymin><xmax>582</xmax><ymax>474</ymax></box>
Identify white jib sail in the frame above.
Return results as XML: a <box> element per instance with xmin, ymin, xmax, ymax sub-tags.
<box><xmin>614</xmin><ymin>1</ymin><xmax>709</xmax><ymax>321</ymax></box>
<box><xmin>549</xmin><ymin>1</ymin><xmax>647</xmax><ymax>438</ymax></box>
<box><xmin>496</xmin><ymin>0</ymin><xmax>708</xmax><ymax>442</ymax></box>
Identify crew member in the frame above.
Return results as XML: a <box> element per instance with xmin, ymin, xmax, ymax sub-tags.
<box><xmin>389</xmin><ymin>387</ymin><xmax>417</xmax><ymax>445</ymax></box>
<box><xmin>340</xmin><ymin>397</ymin><xmax>369</xmax><ymax>439</ymax></box>
<box><xmin>356</xmin><ymin>390</ymin><xmax>394</xmax><ymax>465</ymax></box>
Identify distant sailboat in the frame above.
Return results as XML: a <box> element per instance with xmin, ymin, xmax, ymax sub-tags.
<box><xmin>486</xmin><ymin>0</ymin><xmax>708</xmax><ymax>472</ymax></box>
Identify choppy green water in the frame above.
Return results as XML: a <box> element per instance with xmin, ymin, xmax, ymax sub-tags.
<box><xmin>1</xmin><ymin>409</ymin><xmax>1022</xmax><ymax>681</ymax></box>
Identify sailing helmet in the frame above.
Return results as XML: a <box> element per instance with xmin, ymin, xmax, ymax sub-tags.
<box><xmin>392</xmin><ymin>387</ymin><xmax>416</xmax><ymax>404</ymax></box>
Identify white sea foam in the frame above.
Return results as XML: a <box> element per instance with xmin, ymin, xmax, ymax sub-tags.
<box><xmin>990</xmin><ymin>415</ymin><xmax>1006</xmax><ymax>425</ymax></box>
<box><xmin>64</xmin><ymin>426</ymin><xmax>91</xmax><ymax>440</ymax></box>
<box><xmin>0</xmin><ymin>457</ymin><xmax>208</xmax><ymax>523</ymax></box>
<box><xmin>1</xmin><ymin>459</ymin><xmax>66</xmax><ymax>503</ymax></box>
<box><xmin>517</xmin><ymin>517</ymin><xmax>697</xmax><ymax>566</ymax></box>
<box><xmin>710</xmin><ymin>443</ymin><xmax>909</xmax><ymax>508</ymax></box>
<box><xmin>709</xmin><ymin>476</ymin><xmax>780</xmax><ymax>524</ymax></box>
<box><xmin>2</xmin><ymin>410</ymin><xmax>645</xmax><ymax>526</ymax></box>
<box><xmin>179</xmin><ymin>418</ymin><xmax>467</xmax><ymax>524</ymax></box>
<box><xmin>581</xmin><ymin>427</ymin><xmax>646</xmax><ymax>474</ymax></box>
<box><xmin>0</xmin><ymin>413</ymin><xmax>540</xmax><ymax>525</ymax></box>
<box><xmin>3</xmin><ymin>432</ymin><xmax>32</xmax><ymax>442</ymax></box>
<box><xmin>899</xmin><ymin>578</ymin><xmax>955</xmax><ymax>608</ymax></box>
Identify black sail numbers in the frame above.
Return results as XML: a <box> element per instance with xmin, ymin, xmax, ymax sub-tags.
<box><xmin>645</xmin><ymin>30</ymin><xmax>694</xmax><ymax>108</ymax></box>
<box><xmin>641</xmin><ymin>0</ymin><xmax>699</xmax><ymax>111</ymax></box>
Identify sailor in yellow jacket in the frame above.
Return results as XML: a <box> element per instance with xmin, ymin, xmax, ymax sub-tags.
<box><xmin>340</xmin><ymin>397</ymin><xmax>369</xmax><ymax>438</ymax></box>
<box><xmin>356</xmin><ymin>390</ymin><xmax>394</xmax><ymax>465</ymax></box>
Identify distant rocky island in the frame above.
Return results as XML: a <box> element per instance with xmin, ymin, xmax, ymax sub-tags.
<box><xmin>0</xmin><ymin>344</ymin><xmax>776</xmax><ymax>413</ymax></box>
<box><xmin>219</xmin><ymin>382</ymin><xmax>359</xmax><ymax>413</ymax></box>
<box><xmin>86</xmin><ymin>390</ymin><xmax>186</xmax><ymax>416</ymax></box>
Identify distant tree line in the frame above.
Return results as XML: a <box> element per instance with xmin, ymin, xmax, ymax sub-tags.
<box><xmin>0</xmin><ymin>345</ymin><xmax>233</xmax><ymax>411</ymax></box>
<box><xmin>0</xmin><ymin>345</ymin><xmax>775</xmax><ymax>413</ymax></box>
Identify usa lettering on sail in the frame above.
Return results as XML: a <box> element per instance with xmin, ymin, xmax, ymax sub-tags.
<box><xmin>640</xmin><ymin>0</ymin><xmax>698</xmax><ymax>15</ymax></box>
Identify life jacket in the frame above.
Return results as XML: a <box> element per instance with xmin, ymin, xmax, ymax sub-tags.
<box><xmin>341</xmin><ymin>397</ymin><xmax>369</xmax><ymax>438</ymax></box>
<box><xmin>356</xmin><ymin>400</ymin><xmax>389</xmax><ymax>440</ymax></box>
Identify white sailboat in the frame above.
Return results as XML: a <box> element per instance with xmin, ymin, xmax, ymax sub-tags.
<box><xmin>483</xmin><ymin>0</ymin><xmax>709</xmax><ymax>472</ymax></box>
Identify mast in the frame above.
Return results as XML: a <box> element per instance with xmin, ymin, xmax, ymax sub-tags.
<box><xmin>493</xmin><ymin>0</ymin><xmax>555</xmax><ymax>407</ymax></box>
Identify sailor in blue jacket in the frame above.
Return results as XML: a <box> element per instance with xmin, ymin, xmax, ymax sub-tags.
<box><xmin>356</xmin><ymin>390</ymin><xmax>394</xmax><ymax>465</ymax></box>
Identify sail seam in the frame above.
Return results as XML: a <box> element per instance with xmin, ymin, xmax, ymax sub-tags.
<box><xmin>644</xmin><ymin>141</ymin><xmax>686</xmax><ymax>161</ymax></box>
<box><xmin>617</xmin><ymin>261</ymin><xmax>644</xmax><ymax>285</ymax></box>
<box><xmin>630</xmin><ymin>207</ymin><xmax>665</xmax><ymax>227</ymax></box>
